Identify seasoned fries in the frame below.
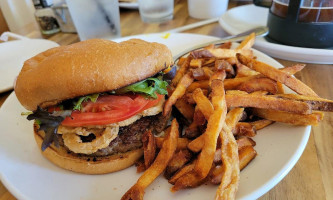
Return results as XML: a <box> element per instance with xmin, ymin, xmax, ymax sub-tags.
<box><xmin>164</xmin><ymin>72</ymin><xmax>194</xmax><ymax>116</ymax></box>
<box><xmin>121</xmin><ymin>119</ymin><xmax>179</xmax><ymax>200</ymax></box>
<box><xmin>122</xmin><ymin>33</ymin><xmax>333</xmax><ymax>200</ymax></box>
<box><xmin>237</xmin><ymin>54</ymin><xmax>319</xmax><ymax>97</ymax></box>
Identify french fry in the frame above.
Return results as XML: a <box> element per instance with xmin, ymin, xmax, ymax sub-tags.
<box><xmin>121</xmin><ymin>119</ymin><xmax>179</xmax><ymax>200</ymax></box>
<box><xmin>177</xmin><ymin>57</ymin><xmax>186</xmax><ymax>66</ymax></box>
<box><xmin>210</xmin><ymin>70</ymin><xmax>227</xmax><ymax>85</ymax></box>
<box><xmin>155</xmin><ymin>137</ymin><xmax>190</xmax><ymax>150</ymax></box>
<box><xmin>280</xmin><ymin>64</ymin><xmax>305</xmax><ymax>75</ymax></box>
<box><xmin>236</xmin><ymin>63</ymin><xmax>260</xmax><ymax>77</ymax></box>
<box><xmin>187</xmin><ymin>80</ymin><xmax>209</xmax><ymax>92</ymax></box>
<box><xmin>184</xmin><ymin>107</ymin><xmax>206</xmax><ymax>138</ymax></box>
<box><xmin>225</xmin><ymin>91</ymin><xmax>312</xmax><ymax>114</ymax></box>
<box><xmin>164</xmin><ymin>72</ymin><xmax>194</xmax><ymax>116</ymax></box>
<box><xmin>237</xmin><ymin>54</ymin><xmax>319</xmax><ymax>97</ymax></box>
<box><xmin>237</xmin><ymin>136</ymin><xmax>256</xmax><ymax>150</ymax></box>
<box><xmin>190</xmin><ymin>59</ymin><xmax>203</xmax><ymax>68</ymax></box>
<box><xmin>193</xmin><ymin>88</ymin><xmax>214</xmax><ymax>120</ymax></box>
<box><xmin>272</xmin><ymin>93</ymin><xmax>333</xmax><ymax>112</ymax></box>
<box><xmin>188</xmin><ymin>108</ymin><xmax>244</xmax><ymax>153</ymax></box>
<box><xmin>172</xmin><ymin>80</ymin><xmax>227</xmax><ymax>191</ymax></box>
<box><xmin>276</xmin><ymin>82</ymin><xmax>285</xmax><ymax>94</ymax></box>
<box><xmin>234</xmin><ymin>122</ymin><xmax>257</xmax><ymax>137</ymax></box>
<box><xmin>236</xmin><ymin>32</ymin><xmax>255</xmax><ymax>50</ymax></box>
<box><xmin>164</xmin><ymin>149</ymin><xmax>193</xmax><ymax>179</ymax></box>
<box><xmin>224</xmin><ymin>76</ymin><xmax>257</xmax><ymax>90</ymax></box>
<box><xmin>169</xmin><ymin>162</ymin><xmax>195</xmax><ymax>185</ymax></box>
<box><xmin>203</xmin><ymin>58</ymin><xmax>216</xmax><ymax>67</ymax></box>
<box><xmin>142</xmin><ymin>130</ymin><xmax>156</xmax><ymax>169</ymax></box>
<box><xmin>237</xmin><ymin>77</ymin><xmax>278</xmax><ymax>94</ymax></box>
<box><xmin>175</xmin><ymin>98</ymin><xmax>195</xmax><ymax>121</ymax></box>
<box><xmin>252</xmin><ymin>108</ymin><xmax>324</xmax><ymax>126</ymax></box>
<box><xmin>217</xmin><ymin>41</ymin><xmax>232</xmax><ymax>49</ymax></box>
<box><xmin>173</xmin><ymin>56</ymin><xmax>192</xmax><ymax>86</ymax></box>
<box><xmin>216</xmin><ymin>117</ymin><xmax>240</xmax><ymax>199</ymax></box>
<box><xmin>208</xmin><ymin>48</ymin><xmax>253</xmax><ymax>59</ymax></box>
<box><xmin>250</xmin><ymin>119</ymin><xmax>274</xmax><ymax>130</ymax></box>
<box><xmin>239</xmin><ymin>146</ymin><xmax>257</xmax><ymax>170</ymax></box>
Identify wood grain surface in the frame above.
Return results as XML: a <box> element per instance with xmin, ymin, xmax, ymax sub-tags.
<box><xmin>0</xmin><ymin>0</ymin><xmax>332</xmax><ymax>199</ymax></box>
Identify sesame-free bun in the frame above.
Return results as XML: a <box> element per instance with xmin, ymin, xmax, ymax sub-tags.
<box><xmin>15</xmin><ymin>38</ymin><xmax>173</xmax><ymax>111</ymax></box>
<box><xmin>34</xmin><ymin>126</ymin><xmax>143</xmax><ymax>174</ymax></box>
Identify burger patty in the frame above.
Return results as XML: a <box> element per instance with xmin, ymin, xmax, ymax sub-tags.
<box><xmin>58</xmin><ymin>112</ymin><xmax>169</xmax><ymax>157</ymax></box>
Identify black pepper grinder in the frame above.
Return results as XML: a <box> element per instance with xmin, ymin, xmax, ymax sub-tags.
<box><xmin>33</xmin><ymin>0</ymin><xmax>60</xmax><ymax>35</ymax></box>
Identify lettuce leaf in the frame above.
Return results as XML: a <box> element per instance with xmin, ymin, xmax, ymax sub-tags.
<box><xmin>116</xmin><ymin>76</ymin><xmax>168</xmax><ymax>99</ymax></box>
<box><xmin>73</xmin><ymin>93</ymin><xmax>99</xmax><ymax>111</ymax></box>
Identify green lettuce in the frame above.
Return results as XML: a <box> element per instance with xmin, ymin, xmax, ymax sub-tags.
<box><xmin>116</xmin><ymin>77</ymin><xmax>168</xmax><ymax>99</ymax></box>
<box><xmin>73</xmin><ymin>93</ymin><xmax>99</xmax><ymax>111</ymax></box>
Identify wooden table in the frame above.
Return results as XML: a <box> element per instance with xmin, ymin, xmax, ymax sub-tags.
<box><xmin>1</xmin><ymin>0</ymin><xmax>332</xmax><ymax>199</ymax></box>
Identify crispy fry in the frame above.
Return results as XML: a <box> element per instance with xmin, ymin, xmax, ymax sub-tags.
<box><xmin>184</xmin><ymin>107</ymin><xmax>206</xmax><ymax>138</ymax></box>
<box><xmin>237</xmin><ymin>54</ymin><xmax>318</xmax><ymax>97</ymax></box>
<box><xmin>236</xmin><ymin>63</ymin><xmax>260</xmax><ymax>77</ymax></box>
<box><xmin>210</xmin><ymin>70</ymin><xmax>227</xmax><ymax>85</ymax></box>
<box><xmin>280</xmin><ymin>64</ymin><xmax>305</xmax><ymax>75</ymax></box>
<box><xmin>237</xmin><ymin>136</ymin><xmax>256</xmax><ymax>150</ymax></box>
<box><xmin>164</xmin><ymin>72</ymin><xmax>194</xmax><ymax>116</ymax></box>
<box><xmin>217</xmin><ymin>42</ymin><xmax>232</xmax><ymax>49</ymax></box>
<box><xmin>142</xmin><ymin>130</ymin><xmax>156</xmax><ymax>169</ymax></box>
<box><xmin>173</xmin><ymin>56</ymin><xmax>192</xmax><ymax>86</ymax></box>
<box><xmin>169</xmin><ymin>162</ymin><xmax>195</xmax><ymax>185</ymax></box>
<box><xmin>239</xmin><ymin>146</ymin><xmax>257</xmax><ymax>170</ymax></box>
<box><xmin>272</xmin><ymin>93</ymin><xmax>333</xmax><ymax>112</ymax></box>
<box><xmin>175</xmin><ymin>98</ymin><xmax>195</xmax><ymax>121</ymax></box>
<box><xmin>225</xmin><ymin>91</ymin><xmax>312</xmax><ymax>114</ymax></box>
<box><xmin>172</xmin><ymin>80</ymin><xmax>227</xmax><ymax>191</ymax></box>
<box><xmin>203</xmin><ymin>58</ymin><xmax>216</xmax><ymax>67</ymax></box>
<box><xmin>187</xmin><ymin>80</ymin><xmax>209</xmax><ymax>92</ymax></box>
<box><xmin>237</xmin><ymin>77</ymin><xmax>278</xmax><ymax>94</ymax></box>
<box><xmin>236</xmin><ymin>32</ymin><xmax>255</xmax><ymax>50</ymax></box>
<box><xmin>224</xmin><ymin>76</ymin><xmax>257</xmax><ymax>90</ymax></box>
<box><xmin>234</xmin><ymin>122</ymin><xmax>257</xmax><ymax>137</ymax></box>
<box><xmin>252</xmin><ymin>108</ymin><xmax>324</xmax><ymax>126</ymax></box>
<box><xmin>193</xmin><ymin>88</ymin><xmax>214</xmax><ymax>120</ymax></box>
<box><xmin>188</xmin><ymin>108</ymin><xmax>244</xmax><ymax>153</ymax></box>
<box><xmin>190</xmin><ymin>59</ymin><xmax>203</xmax><ymax>68</ymax></box>
<box><xmin>177</xmin><ymin>57</ymin><xmax>186</xmax><ymax>66</ymax></box>
<box><xmin>208</xmin><ymin>48</ymin><xmax>253</xmax><ymax>59</ymax></box>
<box><xmin>155</xmin><ymin>137</ymin><xmax>190</xmax><ymax>150</ymax></box>
<box><xmin>215</xmin><ymin>119</ymin><xmax>240</xmax><ymax>199</ymax></box>
<box><xmin>165</xmin><ymin>149</ymin><xmax>193</xmax><ymax>179</ymax></box>
<box><xmin>121</xmin><ymin>119</ymin><xmax>179</xmax><ymax>200</ymax></box>
<box><xmin>276</xmin><ymin>82</ymin><xmax>285</xmax><ymax>94</ymax></box>
<box><xmin>250</xmin><ymin>119</ymin><xmax>274</xmax><ymax>130</ymax></box>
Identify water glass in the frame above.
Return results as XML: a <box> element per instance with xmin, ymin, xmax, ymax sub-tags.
<box><xmin>138</xmin><ymin>0</ymin><xmax>174</xmax><ymax>23</ymax></box>
<box><xmin>66</xmin><ymin>0</ymin><xmax>121</xmax><ymax>41</ymax></box>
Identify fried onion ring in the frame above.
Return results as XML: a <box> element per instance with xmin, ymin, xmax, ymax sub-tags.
<box><xmin>62</xmin><ymin>126</ymin><xmax>119</xmax><ymax>154</ymax></box>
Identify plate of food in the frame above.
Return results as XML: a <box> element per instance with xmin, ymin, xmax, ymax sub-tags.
<box><xmin>219</xmin><ymin>4</ymin><xmax>333</xmax><ymax>64</ymax></box>
<box><xmin>0</xmin><ymin>37</ymin><xmax>59</xmax><ymax>93</ymax></box>
<box><xmin>1</xmin><ymin>33</ymin><xmax>330</xmax><ymax>200</ymax></box>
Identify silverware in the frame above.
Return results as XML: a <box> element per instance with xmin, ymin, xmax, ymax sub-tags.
<box><xmin>173</xmin><ymin>26</ymin><xmax>269</xmax><ymax>61</ymax></box>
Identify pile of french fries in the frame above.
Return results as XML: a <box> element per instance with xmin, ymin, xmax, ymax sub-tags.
<box><xmin>121</xmin><ymin>33</ymin><xmax>333</xmax><ymax>200</ymax></box>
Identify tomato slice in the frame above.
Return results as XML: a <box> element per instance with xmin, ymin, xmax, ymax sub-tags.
<box><xmin>61</xmin><ymin>94</ymin><xmax>163</xmax><ymax>127</ymax></box>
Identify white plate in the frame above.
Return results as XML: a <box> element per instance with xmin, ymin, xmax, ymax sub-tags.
<box><xmin>0</xmin><ymin>39</ymin><xmax>59</xmax><ymax>93</ymax></box>
<box><xmin>219</xmin><ymin>4</ymin><xmax>333</xmax><ymax>64</ymax></box>
<box><xmin>0</xmin><ymin>33</ymin><xmax>310</xmax><ymax>200</ymax></box>
<box><xmin>119</xmin><ymin>1</ymin><xmax>138</xmax><ymax>9</ymax></box>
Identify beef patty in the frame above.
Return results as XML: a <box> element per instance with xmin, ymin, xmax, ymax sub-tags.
<box><xmin>58</xmin><ymin>113</ymin><xmax>169</xmax><ymax>157</ymax></box>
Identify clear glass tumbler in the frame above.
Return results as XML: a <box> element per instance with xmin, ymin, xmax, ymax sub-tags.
<box><xmin>138</xmin><ymin>0</ymin><xmax>174</xmax><ymax>23</ymax></box>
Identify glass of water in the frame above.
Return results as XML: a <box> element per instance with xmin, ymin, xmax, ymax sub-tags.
<box><xmin>138</xmin><ymin>0</ymin><xmax>174</xmax><ymax>23</ymax></box>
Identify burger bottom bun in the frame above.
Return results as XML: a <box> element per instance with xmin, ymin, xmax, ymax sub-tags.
<box><xmin>34</xmin><ymin>127</ymin><xmax>143</xmax><ymax>174</ymax></box>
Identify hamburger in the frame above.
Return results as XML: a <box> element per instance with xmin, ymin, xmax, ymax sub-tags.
<box><xmin>14</xmin><ymin>38</ymin><xmax>173</xmax><ymax>174</ymax></box>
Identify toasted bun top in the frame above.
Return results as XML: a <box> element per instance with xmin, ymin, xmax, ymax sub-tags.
<box><xmin>15</xmin><ymin>39</ymin><xmax>173</xmax><ymax>111</ymax></box>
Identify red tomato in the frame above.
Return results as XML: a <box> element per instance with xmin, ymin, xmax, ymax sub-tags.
<box><xmin>61</xmin><ymin>94</ymin><xmax>163</xmax><ymax>127</ymax></box>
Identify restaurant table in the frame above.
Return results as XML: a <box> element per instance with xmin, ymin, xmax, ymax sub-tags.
<box><xmin>0</xmin><ymin>0</ymin><xmax>332</xmax><ymax>199</ymax></box>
